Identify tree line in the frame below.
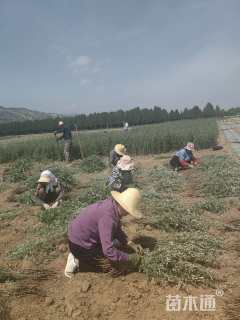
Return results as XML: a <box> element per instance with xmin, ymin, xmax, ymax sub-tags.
<box><xmin>0</xmin><ymin>102</ymin><xmax>237</xmax><ymax>137</ymax></box>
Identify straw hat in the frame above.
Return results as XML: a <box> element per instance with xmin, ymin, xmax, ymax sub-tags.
<box><xmin>114</xmin><ymin>144</ymin><xmax>126</xmax><ymax>156</ymax></box>
<box><xmin>185</xmin><ymin>142</ymin><xmax>195</xmax><ymax>151</ymax></box>
<box><xmin>38</xmin><ymin>175</ymin><xmax>51</xmax><ymax>184</ymax></box>
<box><xmin>111</xmin><ymin>188</ymin><xmax>142</xmax><ymax>219</ymax></box>
<box><xmin>117</xmin><ymin>155</ymin><xmax>134</xmax><ymax>171</ymax></box>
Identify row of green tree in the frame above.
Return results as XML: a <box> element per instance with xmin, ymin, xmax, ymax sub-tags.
<box><xmin>0</xmin><ymin>102</ymin><xmax>237</xmax><ymax>137</ymax></box>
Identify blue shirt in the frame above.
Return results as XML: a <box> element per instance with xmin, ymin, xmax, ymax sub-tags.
<box><xmin>176</xmin><ymin>148</ymin><xmax>193</xmax><ymax>161</ymax></box>
<box><xmin>55</xmin><ymin>126</ymin><xmax>72</xmax><ymax>140</ymax></box>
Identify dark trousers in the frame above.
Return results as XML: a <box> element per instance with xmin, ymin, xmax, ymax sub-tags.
<box><xmin>170</xmin><ymin>155</ymin><xmax>181</xmax><ymax>170</ymax></box>
<box><xmin>69</xmin><ymin>240</ymin><xmax>104</xmax><ymax>271</ymax></box>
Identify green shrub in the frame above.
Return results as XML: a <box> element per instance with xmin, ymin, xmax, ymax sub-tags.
<box><xmin>197</xmin><ymin>197</ymin><xmax>226</xmax><ymax>213</ymax></box>
<box><xmin>198</xmin><ymin>155</ymin><xmax>240</xmax><ymax>197</ymax></box>
<box><xmin>6</xmin><ymin>159</ymin><xmax>31</xmax><ymax>182</ymax></box>
<box><xmin>149</xmin><ymin>167</ymin><xmax>184</xmax><ymax>194</ymax></box>
<box><xmin>8</xmin><ymin>240</ymin><xmax>54</xmax><ymax>260</ymax></box>
<box><xmin>80</xmin><ymin>155</ymin><xmax>106</xmax><ymax>173</ymax></box>
<box><xmin>77</xmin><ymin>178</ymin><xmax>109</xmax><ymax>205</ymax></box>
<box><xmin>39</xmin><ymin>199</ymin><xmax>83</xmax><ymax>230</ymax></box>
<box><xmin>143</xmin><ymin>195</ymin><xmax>204</xmax><ymax>232</ymax></box>
<box><xmin>16</xmin><ymin>191</ymin><xmax>35</xmax><ymax>205</ymax></box>
<box><xmin>140</xmin><ymin>232</ymin><xmax>222</xmax><ymax>286</ymax></box>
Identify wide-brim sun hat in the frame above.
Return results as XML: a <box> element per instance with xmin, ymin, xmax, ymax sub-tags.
<box><xmin>114</xmin><ymin>144</ymin><xmax>127</xmax><ymax>156</ymax></box>
<box><xmin>117</xmin><ymin>155</ymin><xmax>134</xmax><ymax>171</ymax></box>
<box><xmin>38</xmin><ymin>175</ymin><xmax>51</xmax><ymax>184</ymax></box>
<box><xmin>185</xmin><ymin>142</ymin><xmax>195</xmax><ymax>151</ymax></box>
<box><xmin>111</xmin><ymin>188</ymin><xmax>142</xmax><ymax>219</ymax></box>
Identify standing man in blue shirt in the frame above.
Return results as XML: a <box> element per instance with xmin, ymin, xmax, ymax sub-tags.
<box><xmin>54</xmin><ymin>121</ymin><xmax>72</xmax><ymax>162</ymax></box>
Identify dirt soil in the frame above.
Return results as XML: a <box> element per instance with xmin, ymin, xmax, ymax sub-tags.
<box><xmin>1</xmin><ymin>135</ymin><xmax>240</xmax><ymax>320</ymax></box>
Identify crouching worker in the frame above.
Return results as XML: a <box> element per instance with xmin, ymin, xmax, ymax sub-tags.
<box><xmin>64</xmin><ymin>188</ymin><xmax>144</xmax><ymax>278</ymax></box>
<box><xmin>35</xmin><ymin>170</ymin><xmax>64</xmax><ymax>210</ymax></box>
<box><xmin>109</xmin><ymin>144</ymin><xmax>127</xmax><ymax>167</ymax></box>
<box><xmin>107</xmin><ymin>155</ymin><xmax>134</xmax><ymax>192</ymax></box>
<box><xmin>170</xmin><ymin>142</ymin><xmax>198</xmax><ymax>171</ymax></box>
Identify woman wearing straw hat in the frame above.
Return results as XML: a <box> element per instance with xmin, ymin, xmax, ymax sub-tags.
<box><xmin>65</xmin><ymin>188</ymin><xmax>144</xmax><ymax>278</ymax></box>
<box><xmin>109</xmin><ymin>144</ymin><xmax>127</xmax><ymax>167</ymax></box>
<box><xmin>107</xmin><ymin>155</ymin><xmax>134</xmax><ymax>192</ymax></box>
<box><xmin>169</xmin><ymin>142</ymin><xmax>198</xmax><ymax>171</ymax></box>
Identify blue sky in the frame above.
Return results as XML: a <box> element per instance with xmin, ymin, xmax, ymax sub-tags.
<box><xmin>0</xmin><ymin>0</ymin><xmax>239</xmax><ymax>114</ymax></box>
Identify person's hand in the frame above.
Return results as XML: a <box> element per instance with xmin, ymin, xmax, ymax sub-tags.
<box><xmin>51</xmin><ymin>201</ymin><xmax>59</xmax><ymax>209</ymax></box>
<box><xmin>43</xmin><ymin>203</ymin><xmax>50</xmax><ymax>210</ymax></box>
<box><xmin>188</xmin><ymin>164</ymin><xmax>194</xmax><ymax>168</ymax></box>
<box><xmin>128</xmin><ymin>241</ymin><xmax>144</xmax><ymax>256</ymax></box>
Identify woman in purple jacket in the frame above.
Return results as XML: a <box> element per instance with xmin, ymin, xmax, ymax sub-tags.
<box><xmin>65</xmin><ymin>188</ymin><xmax>143</xmax><ymax>278</ymax></box>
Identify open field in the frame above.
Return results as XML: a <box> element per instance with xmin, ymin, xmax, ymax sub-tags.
<box><xmin>1</xmin><ymin>118</ymin><xmax>240</xmax><ymax>320</ymax></box>
<box><xmin>0</xmin><ymin>118</ymin><xmax>217</xmax><ymax>163</ymax></box>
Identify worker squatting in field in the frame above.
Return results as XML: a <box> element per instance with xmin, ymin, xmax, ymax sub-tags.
<box><xmin>107</xmin><ymin>155</ymin><xmax>134</xmax><ymax>192</ymax></box>
<box><xmin>65</xmin><ymin>188</ymin><xmax>144</xmax><ymax>278</ymax></box>
<box><xmin>109</xmin><ymin>143</ymin><xmax>127</xmax><ymax>167</ymax></box>
<box><xmin>35</xmin><ymin>169</ymin><xmax>64</xmax><ymax>210</ymax></box>
<box><xmin>169</xmin><ymin>142</ymin><xmax>198</xmax><ymax>171</ymax></box>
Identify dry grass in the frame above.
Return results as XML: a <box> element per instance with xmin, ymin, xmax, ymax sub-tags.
<box><xmin>0</xmin><ymin>285</ymin><xmax>45</xmax><ymax>298</ymax></box>
<box><xmin>0</xmin><ymin>266</ymin><xmax>56</xmax><ymax>283</ymax></box>
<box><xmin>0</xmin><ymin>295</ymin><xmax>11</xmax><ymax>320</ymax></box>
<box><xmin>224</xmin><ymin>296</ymin><xmax>240</xmax><ymax>320</ymax></box>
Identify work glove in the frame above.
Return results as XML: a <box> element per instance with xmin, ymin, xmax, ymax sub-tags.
<box><xmin>127</xmin><ymin>241</ymin><xmax>144</xmax><ymax>256</ymax></box>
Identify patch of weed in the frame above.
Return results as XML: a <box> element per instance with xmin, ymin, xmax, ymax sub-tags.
<box><xmin>140</xmin><ymin>232</ymin><xmax>222</xmax><ymax>287</ymax></box>
<box><xmin>78</xmin><ymin>178</ymin><xmax>110</xmax><ymax>205</ymax></box>
<box><xmin>6</xmin><ymin>159</ymin><xmax>31</xmax><ymax>183</ymax></box>
<box><xmin>199</xmin><ymin>155</ymin><xmax>240</xmax><ymax>197</ymax></box>
<box><xmin>15</xmin><ymin>191</ymin><xmax>35</xmax><ymax>205</ymax></box>
<box><xmin>80</xmin><ymin>155</ymin><xmax>106</xmax><ymax>173</ymax></box>
<box><xmin>0</xmin><ymin>209</ymin><xmax>19</xmax><ymax>221</ymax></box>
<box><xmin>143</xmin><ymin>194</ymin><xmax>205</xmax><ymax>232</ymax></box>
<box><xmin>197</xmin><ymin>197</ymin><xmax>226</xmax><ymax>214</ymax></box>
<box><xmin>149</xmin><ymin>167</ymin><xmax>184</xmax><ymax>194</ymax></box>
<box><xmin>8</xmin><ymin>239</ymin><xmax>54</xmax><ymax>260</ymax></box>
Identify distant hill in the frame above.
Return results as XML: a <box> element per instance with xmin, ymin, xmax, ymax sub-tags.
<box><xmin>0</xmin><ymin>106</ymin><xmax>58</xmax><ymax>123</ymax></box>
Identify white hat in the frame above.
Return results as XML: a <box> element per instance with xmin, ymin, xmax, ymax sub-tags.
<box><xmin>58</xmin><ymin>121</ymin><xmax>64</xmax><ymax>126</ymax></box>
<box><xmin>38</xmin><ymin>175</ymin><xmax>50</xmax><ymax>183</ymax></box>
